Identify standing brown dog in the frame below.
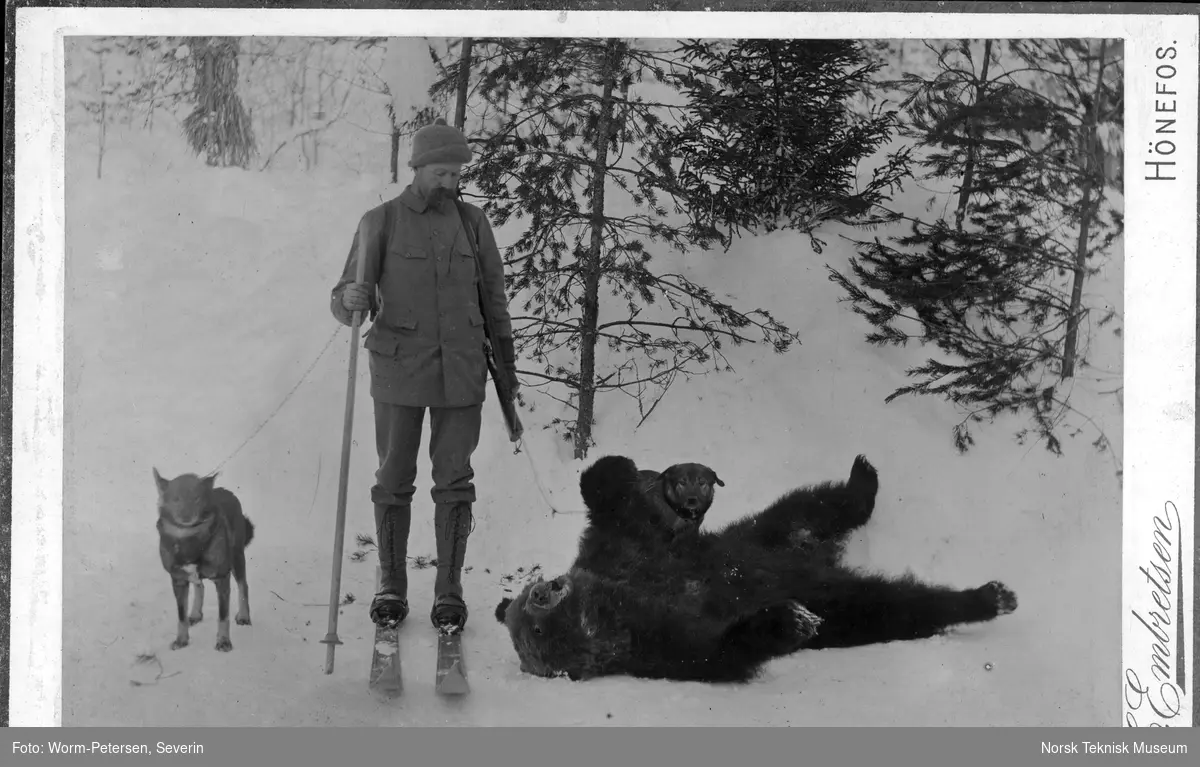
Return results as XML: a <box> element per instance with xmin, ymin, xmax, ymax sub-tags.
<box><xmin>637</xmin><ymin>462</ymin><xmax>725</xmax><ymax>534</ymax></box>
<box><xmin>154</xmin><ymin>469</ymin><xmax>254</xmax><ymax>651</ymax></box>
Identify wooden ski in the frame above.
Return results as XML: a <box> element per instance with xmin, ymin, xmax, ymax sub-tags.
<box><xmin>367</xmin><ymin>567</ymin><xmax>403</xmax><ymax>700</ymax></box>
<box><xmin>435</xmin><ymin>629</ymin><xmax>469</xmax><ymax>695</ymax></box>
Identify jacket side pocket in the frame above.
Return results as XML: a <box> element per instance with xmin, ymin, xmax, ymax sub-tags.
<box><xmin>364</xmin><ymin>320</ymin><xmax>418</xmax><ymax>356</ymax></box>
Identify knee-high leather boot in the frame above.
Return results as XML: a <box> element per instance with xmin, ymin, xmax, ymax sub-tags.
<box><xmin>370</xmin><ymin>503</ymin><xmax>411</xmax><ymax>626</ymax></box>
<box><xmin>431</xmin><ymin>502</ymin><xmax>473</xmax><ymax>631</ymax></box>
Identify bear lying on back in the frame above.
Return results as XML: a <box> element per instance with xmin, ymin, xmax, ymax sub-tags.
<box><xmin>497</xmin><ymin>568</ymin><xmax>824</xmax><ymax>682</ymax></box>
<box><xmin>496</xmin><ymin>454</ymin><xmax>1017</xmax><ymax>683</ymax></box>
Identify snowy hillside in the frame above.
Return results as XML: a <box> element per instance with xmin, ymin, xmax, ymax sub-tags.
<box><xmin>59</xmin><ymin>39</ymin><xmax>1123</xmax><ymax>727</ymax></box>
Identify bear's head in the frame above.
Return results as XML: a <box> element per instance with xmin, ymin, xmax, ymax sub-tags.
<box><xmin>495</xmin><ymin>572</ymin><xmax>581</xmax><ymax>679</ymax></box>
<box><xmin>496</xmin><ymin>569</ymin><xmax>632</xmax><ymax>682</ymax></box>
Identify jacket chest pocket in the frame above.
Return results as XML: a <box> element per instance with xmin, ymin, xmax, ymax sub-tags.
<box><xmin>450</xmin><ymin>240</ymin><xmax>479</xmax><ymax>285</ymax></box>
<box><xmin>382</xmin><ymin>244</ymin><xmax>432</xmax><ymax>296</ymax></box>
<box><xmin>391</xmin><ymin>245</ymin><xmax>429</xmax><ymax>268</ymax></box>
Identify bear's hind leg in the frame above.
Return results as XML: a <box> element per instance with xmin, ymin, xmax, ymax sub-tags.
<box><xmin>801</xmin><ymin>573</ymin><xmax>1017</xmax><ymax>650</ymax></box>
<box><xmin>720</xmin><ymin>455</ymin><xmax>880</xmax><ymax>554</ymax></box>
<box><xmin>795</xmin><ymin>454</ymin><xmax>879</xmax><ymax>542</ymax></box>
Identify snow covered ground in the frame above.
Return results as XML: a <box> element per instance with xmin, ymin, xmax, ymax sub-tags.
<box><xmin>58</xmin><ymin>47</ymin><xmax>1123</xmax><ymax>727</ymax></box>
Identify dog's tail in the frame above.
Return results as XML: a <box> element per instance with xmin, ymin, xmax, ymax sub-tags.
<box><xmin>244</xmin><ymin>517</ymin><xmax>256</xmax><ymax>548</ymax></box>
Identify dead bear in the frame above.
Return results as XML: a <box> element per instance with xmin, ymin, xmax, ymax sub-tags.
<box><xmin>496</xmin><ymin>454</ymin><xmax>1017</xmax><ymax>683</ymax></box>
<box><xmin>495</xmin><ymin>567</ymin><xmax>823</xmax><ymax>682</ymax></box>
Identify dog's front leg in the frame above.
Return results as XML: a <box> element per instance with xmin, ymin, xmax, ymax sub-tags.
<box><xmin>214</xmin><ymin>574</ymin><xmax>233</xmax><ymax>651</ymax></box>
<box><xmin>186</xmin><ymin>565</ymin><xmax>204</xmax><ymax>625</ymax></box>
<box><xmin>169</xmin><ymin>570</ymin><xmax>191</xmax><ymax>650</ymax></box>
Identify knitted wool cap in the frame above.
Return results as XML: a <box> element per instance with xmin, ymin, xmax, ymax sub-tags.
<box><xmin>408</xmin><ymin>117</ymin><xmax>473</xmax><ymax>168</ymax></box>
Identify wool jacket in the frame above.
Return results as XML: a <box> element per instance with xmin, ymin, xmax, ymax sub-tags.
<box><xmin>330</xmin><ymin>187</ymin><xmax>516</xmax><ymax>408</ymax></box>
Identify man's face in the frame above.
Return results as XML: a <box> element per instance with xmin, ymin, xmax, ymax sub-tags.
<box><xmin>416</xmin><ymin>163</ymin><xmax>463</xmax><ymax>205</ymax></box>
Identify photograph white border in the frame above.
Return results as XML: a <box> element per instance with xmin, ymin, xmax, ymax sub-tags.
<box><xmin>11</xmin><ymin>7</ymin><xmax>1197</xmax><ymax>727</ymax></box>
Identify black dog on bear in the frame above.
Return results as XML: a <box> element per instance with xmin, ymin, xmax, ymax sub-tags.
<box><xmin>495</xmin><ymin>454</ymin><xmax>1017</xmax><ymax>683</ymax></box>
<box><xmin>636</xmin><ymin>462</ymin><xmax>724</xmax><ymax>535</ymax></box>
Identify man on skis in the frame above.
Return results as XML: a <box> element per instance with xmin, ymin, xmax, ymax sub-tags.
<box><xmin>330</xmin><ymin>118</ymin><xmax>519</xmax><ymax>634</ymax></box>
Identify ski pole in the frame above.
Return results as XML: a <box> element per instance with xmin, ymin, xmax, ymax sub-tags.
<box><xmin>322</xmin><ymin>218</ymin><xmax>369</xmax><ymax>674</ymax></box>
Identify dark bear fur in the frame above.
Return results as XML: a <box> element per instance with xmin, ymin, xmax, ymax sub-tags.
<box><xmin>716</xmin><ymin>452</ymin><xmax>878</xmax><ymax>567</ymax></box>
<box><xmin>495</xmin><ymin>568</ymin><xmax>823</xmax><ymax>682</ymax></box>
<box><xmin>496</xmin><ymin>454</ymin><xmax>1017</xmax><ymax>683</ymax></box>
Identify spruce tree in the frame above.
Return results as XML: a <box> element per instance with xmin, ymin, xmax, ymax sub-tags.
<box><xmin>181</xmin><ymin>37</ymin><xmax>256</xmax><ymax>168</ymax></box>
<box><xmin>1006</xmin><ymin>39</ymin><xmax>1123</xmax><ymax>380</ymax></box>
<box><xmin>665</xmin><ymin>39</ymin><xmax>913</xmax><ymax>252</ymax></box>
<box><xmin>828</xmin><ymin>39</ymin><xmax>1123</xmax><ymax>455</ymax></box>
<box><xmin>432</xmin><ymin>38</ymin><xmax>801</xmax><ymax>458</ymax></box>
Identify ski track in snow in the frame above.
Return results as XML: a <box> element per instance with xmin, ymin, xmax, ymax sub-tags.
<box><xmin>60</xmin><ymin>62</ymin><xmax>1123</xmax><ymax>726</ymax></box>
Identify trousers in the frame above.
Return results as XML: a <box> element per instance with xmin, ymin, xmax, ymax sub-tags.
<box><xmin>370</xmin><ymin>400</ymin><xmax>483</xmax><ymax>507</ymax></box>
<box><xmin>371</xmin><ymin>399</ymin><xmax>480</xmax><ymax>604</ymax></box>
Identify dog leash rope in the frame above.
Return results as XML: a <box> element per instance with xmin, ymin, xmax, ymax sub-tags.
<box><xmin>209</xmin><ymin>323</ymin><xmax>591</xmax><ymax>520</ymax></box>
<box><xmin>517</xmin><ymin>435</ymin><xmax>587</xmax><ymax>517</ymax></box>
<box><xmin>211</xmin><ymin>325</ymin><xmax>345</xmax><ymax>475</ymax></box>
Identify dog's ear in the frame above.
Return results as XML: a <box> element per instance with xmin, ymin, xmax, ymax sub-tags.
<box><xmin>495</xmin><ymin>598</ymin><xmax>513</xmax><ymax>623</ymax></box>
<box><xmin>708</xmin><ymin>468</ymin><xmax>725</xmax><ymax>487</ymax></box>
<box><xmin>152</xmin><ymin>467</ymin><xmax>168</xmax><ymax>495</ymax></box>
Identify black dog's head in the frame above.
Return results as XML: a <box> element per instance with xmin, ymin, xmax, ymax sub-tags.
<box><xmin>656</xmin><ymin>462</ymin><xmax>724</xmax><ymax>530</ymax></box>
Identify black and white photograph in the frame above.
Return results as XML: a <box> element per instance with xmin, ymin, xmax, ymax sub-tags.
<box><xmin>7</xmin><ymin>6</ymin><xmax>1196</xmax><ymax>732</ymax></box>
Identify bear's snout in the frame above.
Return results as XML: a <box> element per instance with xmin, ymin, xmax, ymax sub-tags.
<box><xmin>525</xmin><ymin>575</ymin><xmax>572</xmax><ymax>614</ymax></box>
